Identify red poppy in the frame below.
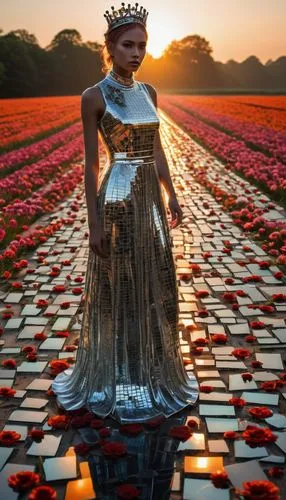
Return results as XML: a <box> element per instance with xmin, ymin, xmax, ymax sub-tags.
<box><xmin>222</xmin><ymin>292</ymin><xmax>237</xmax><ymax>302</ymax></box>
<box><xmin>248</xmin><ymin>407</ymin><xmax>273</xmax><ymax>419</ymax></box>
<box><xmin>90</xmin><ymin>418</ymin><xmax>105</xmax><ymax>429</ymax></box>
<box><xmin>267</xmin><ymin>467</ymin><xmax>284</xmax><ymax>479</ymax></box>
<box><xmin>33</xmin><ymin>333</ymin><xmax>48</xmax><ymax>341</ymax></box>
<box><xmin>36</xmin><ymin>299</ymin><xmax>49</xmax><ymax>308</ymax></box>
<box><xmin>2</xmin><ymin>358</ymin><xmax>17</xmax><ymax>369</ymax></box>
<box><xmin>21</xmin><ymin>345</ymin><xmax>36</xmax><ymax>354</ymax></box>
<box><xmin>49</xmin><ymin>359</ymin><xmax>70</xmax><ymax>375</ymax></box>
<box><xmin>168</xmin><ymin>425</ymin><xmax>192</xmax><ymax>441</ymax></box>
<box><xmin>53</xmin><ymin>331</ymin><xmax>70</xmax><ymax>338</ymax></box>
<box><xmin>225</xmin><ymin>278</ymin><xmax>234</xmax><ymax>284</ymax></box>
<box><xmin>232</xmin><ymin>348</ymin><xmax>252</xmax><ymax>360</ymax></box>
<box><xmin>251</xmin><ymin>360</ymin><xmax>263</xmax><ymax>369</ymax></box>
<box><xmin>115</xmin><ymin>483</ymin><xmax>141</xmax><ymax>499</ymax></box>
<box><xmin>60</xmin><ymin>301</ymin><xmax>71</xmax><ymax>309</ymax></box>
<box><xmin>74</xmin><ymin>443</ymin><xmax>90</xmax><ymax>455</ymax></box>
<box><xmin>26</xmin><ymin>353</ymin><xmax>38</xmax><ymax>362</ymax></box>
<box><xmin>259</xmin><ymin>305</ymin><xmax>275</xmax><ymax>313</ymax></box>
<box><xmin>52</xmin><ymin>285</ymin><xmax>67</xmax><ymax>293</ymax></box>
<box><xmin>241</xmin><ymin>372</ymin><xmax>253</xmax><ymax>382</ymax></box>
<box><xmin>8</xmin><ymin>471</ymin><xmax>41</xmax><ymax>493</ymax></box>
<box><xmin>28</xmin><ymin>429</ymin><xmax>45</xmax><ymax>443</ymax></box>
<box><xmin>224</xmin><ymin>431</ymin><xmax>238</xmax><ymax>440</ymax></box>
<box><xmin>250</xmin><ymin>321</ymin><xmax>265</xmax><ymax>329</ymax></box>
<box><xmin>245</xmin><ymin>335</ymin><xmax>257</xmax><ymax>343</ymax></box>
<box><xmin>211</xmin><ymin>334</ymin><xmax>228</xmax><ymax>344</ymax></box>
<box><xmin>236</xmin><ymin>480</ymin><xmax>280</xmax><ymax>500</ymax></box>
<box><xmin>193</xmin><ymin>337</ymin><xmax>209</xmax><ymax>346</ymax></box>
<box><xmin>210</xmin><ymin>470</ymin><xmax>229</xmax><ymax>489</ymax></box>
<box><xmin>228</xmin><ymin>397</ymin><xmax>246</xmax><ymax>407</ymax></box>
<box><xmin>195</xmin><ymin>290</ymin><xmax>210</xmax><ymax>298</ymax></box>
<box><xmin>27</xmin><ymin>485</ymin><xmax>57</xmax><ymax>500</ymax></box>
<box><xmin>71</xmin><ymin>287</ymin><xmax>83</xmax><ymax>295</ymax></box>
<box><xmin>101</xmin><ymin>441</ymin><xmax>127</xmax><ymax>458</ymax></box>
<box><xmin>119</xmin><ymin>424</ymin><xmax>144</xmax><ymax>436</ymax></box>
<box><xmin>200</xmin><ymin>385</ymin><xmax>214</xmax><ymax>393</ymax></box>
<box><xmin>236</xmin><ymin>290</ymin><xmax>247</xmax><ymax>297</ymax></box>
<box><xmin>0</xmin><ymin>387</ymin><xmax>16</xmax><ymax>398</ymax></box>
<box><xmin>197</xmin><ymin>309</ymin><xmax>209</xmax><ymax>317</ymax></box>
<box><xmin>0</xmin><ymin>430</ymin><xmax>21</xmax><ymax>446</ymax></box>
<box><xmin>261</xmin><ymin>380</ymin><xmax>284</xmax><ymax>392</ymax></box>
<box><xmin>187</xmin><ymin>419</ymin><xmax>198</xmax><ymax>429</ymax></box>
<box><xmin>47</xmin><ymin>415</ymin><xmax>70</xmax><ymax>430</ymax></box>
<box><xmin>99</xmin><ymin>427</ymin><xmax>111</xmax><ymax>438</ymax></box>
<box><xmin>242</xmin><ymin>425</ymin><xmax>277</xmax><ymax>448</ymax></box>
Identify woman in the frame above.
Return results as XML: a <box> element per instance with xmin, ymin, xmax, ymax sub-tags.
<box><xmin>52</xmin><ymin>2</ymin><xmax>198</xmax><ymax>423</ymax></box>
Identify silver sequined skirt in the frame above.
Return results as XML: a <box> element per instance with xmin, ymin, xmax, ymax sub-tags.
<box><xmin>52</xmin><ymin>153</ymin><xmax>198</xmax><ymax>423</ymax></box>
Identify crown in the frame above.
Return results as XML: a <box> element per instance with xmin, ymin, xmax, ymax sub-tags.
<box><xmin>104</xmin><ymin>2</ymin><xmax>149</xmax><ymax>33</ymax></box>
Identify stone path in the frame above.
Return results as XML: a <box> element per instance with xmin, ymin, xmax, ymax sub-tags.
<box><xmin>0</xmin><ymin>111</ymin><xmax>285</xmax><ymax>499</ymax></box>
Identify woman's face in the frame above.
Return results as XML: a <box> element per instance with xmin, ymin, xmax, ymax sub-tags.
<box><xmin>111</xmin><ymin>25</ymin><xmax>147</xmax><ymax>73</ymax></box>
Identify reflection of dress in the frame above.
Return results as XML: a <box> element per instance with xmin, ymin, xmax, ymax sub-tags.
<box><xmin>52</xmin><ymin>71</ymin><xmax>198</xmax><ymax>423</ymax></box>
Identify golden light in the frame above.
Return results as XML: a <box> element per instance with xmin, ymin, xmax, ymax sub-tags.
<box><xmin>146</xmin><ymin>15</ymin><xmax>184</xmax><ymax>58</ymax></box>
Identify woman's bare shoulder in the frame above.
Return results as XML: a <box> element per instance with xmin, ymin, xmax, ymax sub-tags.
<box><xmin>81</xmin><ymin>83</ymin><xmax>105</xmax><ymax>117</ymax></box>
<box><xmin>141</xmin><ymin>82</ymin><xmax>157</xmax><ymax>107</ymax></box>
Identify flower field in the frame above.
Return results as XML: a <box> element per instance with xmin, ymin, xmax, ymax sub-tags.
<box><xmin>0</xmin><ymin>96</ymin><xmax>107</xmax><ymax>273</ymax></box>
<box><xmin>159</xmin><ymin>95</ymin><xmax>286</xmax><ymax>204</ymax></box>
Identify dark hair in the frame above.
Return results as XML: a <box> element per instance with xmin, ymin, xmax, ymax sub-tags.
<box><xmin>100</xmin><ymin>22</ymin><xmax>148</xmax><ymax>74</ymax></box>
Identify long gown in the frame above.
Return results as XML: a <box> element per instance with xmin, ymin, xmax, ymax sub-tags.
<box><xmin>52</xmin><ymin>71</ymin><xmax>198</xmax><ymax>423</ymax></box>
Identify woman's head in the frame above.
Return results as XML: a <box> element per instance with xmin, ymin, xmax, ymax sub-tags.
<box><xmin>101</xmin><ymin>22</ymin><xmax>148</xmax><ymax>74</ymax></box>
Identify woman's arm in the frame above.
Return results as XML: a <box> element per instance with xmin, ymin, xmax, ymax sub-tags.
<box><xmin>81</xmin><ymin>87</ymin><xmax>101</xmax><ymax>229</ymax></box>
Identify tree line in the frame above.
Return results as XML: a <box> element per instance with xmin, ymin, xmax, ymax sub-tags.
<box><xmin>0</xmin><ymin>28</ymin><xmax>285</xmax><ymax>97</ymax></box>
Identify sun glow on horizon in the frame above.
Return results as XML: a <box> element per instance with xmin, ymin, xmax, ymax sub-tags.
<box><xmin>146</xmin><ymin>18</ymin><xmax>184</xmax><ymax>59</ymax></box>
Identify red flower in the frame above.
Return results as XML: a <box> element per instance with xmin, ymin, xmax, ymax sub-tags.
<box><xmin>261</xmin><ymin>380</ymin><xmax>284</xmax><ymax>392</ymax></box>
<box><xmin>245</xmin><ymin>335</ymin><xmax>257</xmax><ymax>343</ymax></box>
<box><xmin>71</xmin><ymin>287</ymin><xmax>83</xmax><ymax>295</ymax></box>
<box><xmin>27</xmin><ymin>485</ymin><xmax>57</xmax><ymax>500</ymax></box>
<box><xmin>228</xmin><ymin>397</ymin><xmax>246</xmax><ymax>407</ymax></box>
<box><xmin>99</xmin><ymin>427</ymin><xmax>111</xmax><ymax>437</ymax></box>
<box><xmin>250</xmin><ymin>321</ymin><xmax>265</xmax><ymax>329</ymax></box>
<box><xmin>28</xmin><ymin>429</ymin><xmax>45</xmax><ymax>443</ymax></box>
<box><xmin>187</xmin><ymin>419</ymin><xmax>198</xmax><ymax>429</ymax></box>
<box><xmin>119</xmin><ymin>424</ymin><xmax>144</xmax><ymax>436</ymax></box>
<box><xmin>63</xmin><ymin>345</ymin><xmax>77</xmax><ymax>352</ymax></box>
<box><xmin>211</xmin><ymin>334</ymin><xmax>228</xmax><ymax>344</ymax></box>
<box><xmin>0</xmin><ymin>387</ymin><xmax>16</xmax><ymax>398</ymax></box>
<box><xmin>197</xmin><ymin>309</ymin><xmax>209</xmax><ymax>317</ymax></box>
<box><xmin>74</xmin><ymin>443</ymin><xmax>90</xmax><ymax>455</ymax></box>
<box><xmin>210</xmin><ymin>470</ymin><xmax>229</xmax><ymax>489</ymax></box>
<box><xmin>236</xmin><ymin>289</ymin><xmax>247</xmax><ymax>297</ymax></box>
<box><xmin>259</xmin><ymin>305</ymin><xmax>275</xmax><ymax>313</ymax></box>
<box><xmin>191</xmin><ymin>346</ymin><xmax>203</xmax><ymax>355</ymax></box>
<box><xmin>47</xmin><ymin>415</ymin><xmax>70</xmax><ymax>430</ymax></box>
<box><xmin>267</xmin><ymin>467</ymin><xmax>284</xmax><ymax>479</ymax></box>
<box><xmin>193</xmin><ymin>337</ymin><xmax>209</xmax><ymax>346</ymax></box>
<box><xmin>0</xmin><ymin>430</ymin><xmax>21</xmax><ymax>446</ymax></box>
<box><xmin>232</xmin><ymin>348</ymin><xmax>252</xmax><ymax>359</ymax></box>
<box><xmin>26</xmin><ymin>353</ymin><xmax>38</xmax><ymax>362</ymax></box>
<box><xmin>236</xmin><ymin>480</ymin><xmax>280</xmax><ymax>500</ymax></box>
<box><xmin>251</xmin><ymin>360</ymin><xmax>263</xmax><ymax>369</ymax></box>
<box><xmin>34</xmin><ymin>333</ymin><xmax>48</xmax><ymax>341</ymax></box>
<box><xmin>2</xmin><ymin>358</ymin><xmax>17</xmax><ymax>368</ymax></box>
<box><xmin>49</xmin><ymin>359</ymin><xmax>70</xmax><ymax>375</ymax></box>
<box><xmin>224</xmin><ymin>431</ymin><xmax>238</xmax><ymax>440</ymax></box>
<box><xmin>101</xmin><ymin>441</ymin><xmax>127</xmax><ymax>458</ymax></box>
<box><xmin>53</xmin><ymin>330</ymin><xmax>70</xmax><ymax>338</ymax></box>
<box><xmin>21</xmin><ymin>345</ymin><xmax>36</xmax><ymax>353</ymax></box>
<box><xmin>241</xmin><ymin>372</ymin><xmax>253</xmax><ymax>382</ymax></box>
<box><xmin>242</xmin><ymin>425</ymin><xmax>277</xmax><ymax>448</ymax></box>
<box><xmin>168</xmin><ymin>425</ymin><xmax>192</xmax><ymax>441</ymax></box>
<box><xmin>200</xmin><ymin>385</ymin><xmax>214</xmax><ymax>393</ymax></box>
<box><xmin>90</xmin><ymin>418</ymin><xmax>105</xmax><ymax>429</ymax></box>
<box><xmin>222</xmin><ymin>292</ymin><xmax>237</xmax><ymax>303</ymax></box>
<box><xmin>8</xmin><ymin>471</ymin><xmax>41</xmax><ymax>493</ymax></box>
<box><xmin>52</xmin><ymin>285</ymin><xmax>67</xmax><ymax>293</ymax></box>
<box><xmin>248</xmin><ymin>407</ymin><xmax>273</xmax><ymax>419</ymax></box>
<box><xmin>115</xmin><ymin>483</ymin><xmax>141</xmax><ymax>499</ymax></box>
<box><xmin>60</xmin><ymin>301</ymin><xmax>71</xmax><ymax>309</ymax></box>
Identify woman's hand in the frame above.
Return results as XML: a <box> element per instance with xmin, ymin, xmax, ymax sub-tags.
<box><xmin>168</xmin><ymin>195</ymin><xmax>183</xmax><ymax>229</ymax></box>
<box><xmin>89</xmin><ymin>224</ymin><xmax>109</xmax><ymax>258</ymax></box>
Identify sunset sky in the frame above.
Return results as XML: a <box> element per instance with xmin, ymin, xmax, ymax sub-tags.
<box><xmin>1</xmin><ymin>0</ymin><xmax>285</xmax><ymax>62</ymax></box>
